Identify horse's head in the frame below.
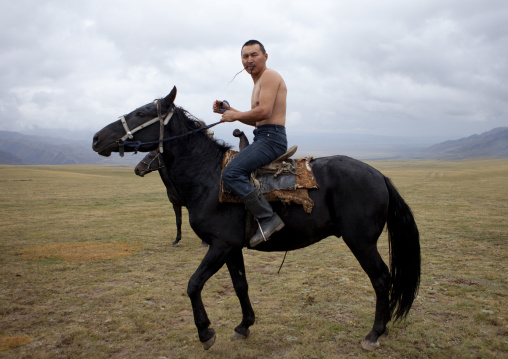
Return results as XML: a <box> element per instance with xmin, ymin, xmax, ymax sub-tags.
<box><xmin>134</xmin><ymin>150</ymin><xmax>164</xmax><ymax>177</ymax></box>
<box><xmin>92</xmin><ymin>86</ymin><xmax>177</xmax><ymax>157</ymax></box>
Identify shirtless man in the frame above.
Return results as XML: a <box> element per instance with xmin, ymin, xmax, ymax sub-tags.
<box><xmin>213</xmin><ymin>39</ymin><xmax>288</xmax><ymax>248</ymax></box>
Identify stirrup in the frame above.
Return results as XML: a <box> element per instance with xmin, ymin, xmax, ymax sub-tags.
<box><xmin>255</xmin><ymin>219</ymin><xmax>268</xmax><ymax>242</ymax></box>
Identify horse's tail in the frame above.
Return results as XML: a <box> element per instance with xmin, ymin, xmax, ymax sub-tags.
<box><xmin>384</xmin><ymin>176</ymin><xmax>421</xmax><ymax>322</ymax></box>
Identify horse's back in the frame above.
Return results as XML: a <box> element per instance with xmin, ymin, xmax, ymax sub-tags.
<box><xmin>311</xmin><ymin>155</ymin><xmax>386</xmax><ymax>186</ymax></box>
<box><xmin>255</xmin><ymin>155</ymin><xmax>389</xmax><ymax>252</ymax></box>
<box><xmin>311</xmin><ymin>155</ymin><xmax>389</xmax><ymax>236</ymax></box>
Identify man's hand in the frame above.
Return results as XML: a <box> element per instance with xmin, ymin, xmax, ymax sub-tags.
<box><xmin>220</xmin><ymin>110</ymin><xmax>236</xmax><ymax>122</ymax></box>
<box><xmin>212</xmin><ymin>100</ymin><xmax>230</xmax><ymax>114</ymax></box>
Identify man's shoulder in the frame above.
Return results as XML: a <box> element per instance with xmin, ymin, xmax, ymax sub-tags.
<box><xmin>263</xmin><ymin>68</ymin><xmax>282</xmax><ymax>77</ymax></box>
<box><xmin>260</xmin><ymin>68</ymin><xmax>284</xmax><ymax>83</ymax></box>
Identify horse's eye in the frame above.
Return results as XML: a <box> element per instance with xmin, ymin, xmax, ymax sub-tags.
<box><xmin>136</xmin><ymin>111</ymin><xmax>145</xmax><ymax>117</ymax></box>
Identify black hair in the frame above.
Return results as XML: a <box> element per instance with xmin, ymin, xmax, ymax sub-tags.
<box><xmin>242</xmin><ymin>39</ymin><xmax>266</xmax><ymax>54</ymax></box>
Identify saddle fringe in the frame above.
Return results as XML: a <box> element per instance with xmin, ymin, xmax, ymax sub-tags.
<box><xmin>219</xmin><ymin>150</ymin><xmax>318</xmax><ymax>213</ymax></box>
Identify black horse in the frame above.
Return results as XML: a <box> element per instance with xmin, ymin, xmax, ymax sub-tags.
<box><xmin>135</xmin><ymin>151</ymin><xmax>184</xmax><ymax>247</ymax></box>
<box><xmin>92</xmin><ymin>87</ymin><xmax>420</xmax><ymax>351</ymax></box>
<box><xmin>135</xmin><ymin>150</ymin><xmax>208</xmax><ymax>248</ymax></box>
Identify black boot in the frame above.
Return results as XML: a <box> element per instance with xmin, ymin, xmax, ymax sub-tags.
<box><xmin>241</xmin><ymin>189</ymin><xmax>285</xmax><ymax>248</ymax></box>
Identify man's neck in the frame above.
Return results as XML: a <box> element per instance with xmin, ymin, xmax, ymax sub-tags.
<box><xmin>251</xmin><ymin>67</ymin><xmax>267</xmax><ymax>83</ymax></box>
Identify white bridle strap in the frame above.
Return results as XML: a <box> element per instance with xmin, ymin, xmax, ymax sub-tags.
<box><xmin>120</xmin><ymin>116</ymin><xmax>133</xmax><ymax>140</ymax></box>
<box><xmin>159</xmin><ymin>109</ymin><xmax>174</xmax><ymax>153</ymax></box>
<box><xmin>118</xmin><ymin>101</ymin><xmax>174</xmax><ymax>153</ymax></box>
<box><xmin>163</xmin><ymin>109</ymin><xmax>174</xmax><ymax>125</ymax></box>
<box><xmin>119</xmin><ymin>116</ymin><xmax>163</xmax><ymax>142</ymax></box>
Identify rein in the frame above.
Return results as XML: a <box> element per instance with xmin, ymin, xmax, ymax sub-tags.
<box><xmin>116</xmin><ymin>98</ymin><xmax>223</xmax><ymax>156</ymax></box>
<box><xmin>122</xmin><ymin>120</ymin><xmax>222</xmax><ymax>154</ymax></box>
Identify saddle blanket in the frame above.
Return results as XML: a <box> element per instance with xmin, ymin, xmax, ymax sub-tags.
<box><xmin>219</xmin><ymin>150</ymin><xmax>319</xmax><ymax>213</ymax></box>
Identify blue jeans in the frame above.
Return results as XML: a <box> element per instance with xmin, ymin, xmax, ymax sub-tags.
<box><xmin>222</xmin><ymin>125</ymin><xmax>288</xmax><ymax>198</ymax></box>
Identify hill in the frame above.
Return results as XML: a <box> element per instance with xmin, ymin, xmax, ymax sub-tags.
<box><xmin>422</xmin><ymin>127</ymin><xmax>508</xmax><ymax>160</ymax></box>
<box><xmin>0</xmin><ymin>128</ymin><xmax>506</xmax><ymax>165</ymax></box>
<box><xmin>0</xmin><ymin>131</ymin><xmax>141</xmax><ymax>166</ymax></box>
<box><xmin>0</xmin><ymin>148</ymin><xmax>24</xmax><ymax>164</ymax></box>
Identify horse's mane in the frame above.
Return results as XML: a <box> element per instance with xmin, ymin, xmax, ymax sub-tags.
<box><xmin>168</xmin><ymin>106</ymin><xmax>231</xmax><ymax>175</ymax></box>
<box><xmin>172</xmin><ymin>106</ymin><xmax>231</xmax><ymax>150</ymax></box>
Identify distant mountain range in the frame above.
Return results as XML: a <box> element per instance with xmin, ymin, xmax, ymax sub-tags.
<box><xmin>0</xmin><ymin>127</ymin><xmax>507</xmax><ymax>165</ymax></box>
<box><xmin>0</xmin><ymin>131</ymin><xmax>141</xmax><ymax>166</ymax></box>
<box><xmin>420</xmin><ymin>127</ymin><xmax>508</xmax><ymax>160</ymax></box>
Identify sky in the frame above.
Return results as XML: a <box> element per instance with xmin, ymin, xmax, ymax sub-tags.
<box><xmin>1</xmin><ymin>0</ymin><xmax>507</xmax><ymax>146</ymax></box>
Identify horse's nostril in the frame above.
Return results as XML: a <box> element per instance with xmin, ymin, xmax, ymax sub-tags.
<box><xmin>92</xmin><ymin>134</ymin><xmax>99</xmax><ymax>148</ymax></box>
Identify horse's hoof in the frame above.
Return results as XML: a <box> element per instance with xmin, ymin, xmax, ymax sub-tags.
<box><xmin>171</xmin><ymin>242</ymin><xmax>180</xmax><ymax>247</ymax></box>
<box><xmin>361</xmin><ymin>339</ymin><xmax>380</xmax><ymax>351</ymax></box>
<box><xmin>231</xmin><ymin>329</ymin><xmax>249</xmax><ymax>340</ymax></box>
<box><xmin>200</xmin><ymin>242</ymin><xmax>208</xmax><ymax>248</ymax></box>
<box><xmin>202</xmin><ymin>333</ymin><xmax>216</xmax><ymax>350</ymax></box>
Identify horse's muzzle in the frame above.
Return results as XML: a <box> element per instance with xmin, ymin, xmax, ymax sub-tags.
<box><xmin>92</xmin><ymin>133</ymin><xmax>113</xmax><ymax>157</ymax></box>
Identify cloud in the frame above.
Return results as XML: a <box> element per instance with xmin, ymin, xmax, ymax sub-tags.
<box><xmin>0</xmin><ymin>0</ymin><xmax>507</xmax><ymax>141</ymax></box>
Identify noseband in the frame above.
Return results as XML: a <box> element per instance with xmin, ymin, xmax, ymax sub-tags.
<box><xmin>139</xmin><ymin>150</ymin><xmax>164</xmax><ymax>174</ymax></box>
<box><xmin>117</xmin><ymin>99</ymin><xmax>174</xmax><ymax>157</ymax></box>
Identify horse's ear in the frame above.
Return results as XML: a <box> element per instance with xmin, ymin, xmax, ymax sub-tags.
<box><xmin>162</xmin><ymin>86</ymin><xmax>177</xmax><ymax>109</ymax></box>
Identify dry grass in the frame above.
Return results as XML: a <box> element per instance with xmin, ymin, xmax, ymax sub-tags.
<box><xmin>19</xmin><ymin>242</ymin><xmax>143</xmax><ymax>261</ymax></box>
<box><xmin>0</xmin><ymin>160</ymin><xmax>507</xmax><ymax>358</ymax></box>
<box><xmin>0</xmin><ymin>336</ymin><xmax>33</xmax><ymax>351</ymax></box>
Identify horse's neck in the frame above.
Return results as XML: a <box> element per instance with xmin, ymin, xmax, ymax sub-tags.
<box><xmin>158</xmin><ymin>168</ymin><xmax>183</xmax><ymax>205</ymax></box>
<box><xmin>162</xmin><ymin>139</ymin><xmax>225</xmax><ymax>207</ymax></box>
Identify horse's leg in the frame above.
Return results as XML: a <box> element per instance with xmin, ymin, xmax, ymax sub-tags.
<box><xmin>187</xmin><ymin>245</ymin><xmax>231</xmax><ymax>350</ymax></box>
<box><xmin>171</xmin><ymin>204</ymin><xmax>182</xmax><ymax>247</ymax></box>
<box><xmin>226</xmin><ymin>248</ymin><xmax>255</xmax><ymax>339</ymax></box>
<box><xmin>343</xmin><ymin>239</ymin><xmax>391</xmax><ymax>351</ymax></box>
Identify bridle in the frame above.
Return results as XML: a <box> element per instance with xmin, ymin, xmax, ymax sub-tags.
<box><xmin>117</xmin><ymin>99</ymin><xmax>174</xmax><ymax>157</ymax></box>
<box><xmin>138</xmin><ymin>150</ymin><xmax>164</xmax><ymax>174</ymax></box>
<box><xmin>116</xmin><ymin>98</ymin><xmax>222</xmax><ymax>157</ymax></box>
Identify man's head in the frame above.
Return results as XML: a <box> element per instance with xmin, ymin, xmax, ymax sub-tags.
<box><xmin>241</xmin><ymin>40</ymin><xmax>268</xmax><ymax>75</ymax></box>
<box><xmin>242</xmin><ymin>40</ymin><xmax>266</xmax><ymax>55</ymax></box>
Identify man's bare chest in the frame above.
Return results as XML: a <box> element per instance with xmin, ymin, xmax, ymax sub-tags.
<box><xmin>251</xmin><ymin>84</ymin><xmax>261</xmax><ymax>108</ymax></box>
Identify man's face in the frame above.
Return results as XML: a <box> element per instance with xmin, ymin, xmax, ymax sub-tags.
<box><xmin>241</xmin><ymin>44</ymin><xmax>267</xmax><ymax>75</ymax></box>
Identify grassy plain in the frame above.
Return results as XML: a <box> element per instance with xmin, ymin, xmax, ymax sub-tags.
<box><xmin>0</xmin><ymin>160</ymin><xmax>507</xmax><ymax>358</ymax></box>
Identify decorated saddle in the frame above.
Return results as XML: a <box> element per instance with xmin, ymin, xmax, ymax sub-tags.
<box><xmin>219</xmin><ymin>130</ymin><xmax>318</xmax><ymax>213</ymax></box>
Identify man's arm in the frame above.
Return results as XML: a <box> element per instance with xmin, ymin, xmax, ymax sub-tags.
<box><xmin>220</xmin><ymin>71</ymin><xmax>281</xmax><ymax>125</ymax></box>
<box><xmin>212</xmin><ymin>101</ymin><xmax>239</xmax><ymax>114</ymax></box>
